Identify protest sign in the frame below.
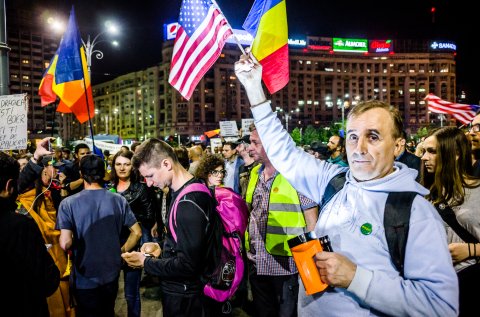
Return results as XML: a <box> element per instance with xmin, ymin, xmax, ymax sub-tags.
<box><xmin>0</xmin><ymin>94</ymin><xmax>28</xmax><ymax>150</ymax></box>
<box><xmin>219</xmin><ymin>121</ymin><xmax>238</xmax><ymax>137</ymax></box>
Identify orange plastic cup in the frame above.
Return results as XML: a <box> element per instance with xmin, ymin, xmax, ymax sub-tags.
<box><xmin>288</xmin><ymin>232</ymin><xmax>328</xmax><ymax>295</ymax></box>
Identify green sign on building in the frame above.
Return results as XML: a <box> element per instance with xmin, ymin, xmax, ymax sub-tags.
<box><xmin>333</xmin><ymin>38</ymin><xmax>368</xmax><ymax>53</ymax></box>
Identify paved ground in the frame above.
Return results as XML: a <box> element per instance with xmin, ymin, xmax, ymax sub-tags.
<box><xmin>115</xmin><ymin>273</ymin><xmax>163</xmax><ymax>317</ymax></box>
<box><xmin>114</xmin><ymin>273</ymin><xmax>252</xmax><ymax>317</ymax></box>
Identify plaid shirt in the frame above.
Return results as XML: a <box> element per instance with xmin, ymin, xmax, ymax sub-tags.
<box><xmin>247</xmin><ymin>165</ymin><xmax>317</xmax><ymax>276</ymax></box>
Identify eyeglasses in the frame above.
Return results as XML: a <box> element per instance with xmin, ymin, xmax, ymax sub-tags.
<box><xmin>210</xmin><ymin>169</ymin><xmax>226</xmax><ymax>176</ymax></box>
<box><xmin>469</xmin><ymin>123</ymin><xmax>480</xmax><ymax>133</ymax></box>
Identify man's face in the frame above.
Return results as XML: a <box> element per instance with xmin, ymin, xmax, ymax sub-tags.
<box><xmin>54</xmin><ymin>150</ymin><xmax>62</xmax><ymax>161</ymax></box>
<box><xmin>222</xmin><ymin>144</ymin><xmax>236</xmax><ymax>160</ymax></box>
<box><xmin>346</xmin><ymin>108</ymin><xmax>401</xmax><ymax>181</ymax></box>
<box><xmin>469</xmin><ymin>114</ymin><xmax>480</xmax><ymax>151</ymax></box>
<box><xmin>76</xmin><ymin>148</ymin><xmax>91</xmax><ymax>161</ymax></box>
<box><xmin>248</xmin><ymin>130</ymin><xmax>267</xmax><ymax>163</ymax></box>
<box><xmin>327</xmin><ymin>136</ymin><xmax>341</xmax><ymax>152</ymax></box>
<box><xmin>62</xmin><ymin>151</ymin><xmax>70</xmax><ymax>160</ymax></box>
<box><xmin>17</xmin><ymin>158</ymin><xmax>28</xmax><ymax>171</ymax></box>
<box><xmin>236</xmin><ymin>142</ymin><xmax>249</xmax><ymax>157</ymax></box>
<box><xmin>138</xmin><ymin>161</ymin><xmax>171</xmax><ymax>189</ymax></box>
<box><xmin>421</xmin><ymin>135</ymin><xmax>438</xmax><ymax>174</ymax></box>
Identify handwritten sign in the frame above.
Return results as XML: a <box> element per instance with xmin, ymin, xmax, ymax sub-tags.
<box><xmin>209</xmin><ymin>138</ymin><xmax>223</xmax><ymax>154</ymax></box>
<box><xmin>0</xmin><ymin>94</ymin><xmax>28</xmax><ymax>150</ymax></box>
<box><xmin>241</xmin><ymin>118</ymin><xmax>254</xmax><ymax>136</ymax></box>
<box><xmin>219</xmin><ymin>121</ymin><xmax>238</xmax><ymax>137</ymax></box>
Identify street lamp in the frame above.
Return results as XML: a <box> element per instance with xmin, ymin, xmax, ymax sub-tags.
<box><xmin>82</xmin><ymin>21</ymin><xmax>119</xmax><ymax>79</ymax></box>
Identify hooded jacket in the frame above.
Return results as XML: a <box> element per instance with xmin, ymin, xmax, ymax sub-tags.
<box><xmin>251</xmin><ymin>101</ymin><xmax>458</xmax><ymax>316</ymax></box>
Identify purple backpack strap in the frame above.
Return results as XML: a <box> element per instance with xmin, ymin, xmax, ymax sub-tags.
<box><xmin>169</xmin><ymin>182</ymin><xmax>211</xmax><ymax>242</ymax></box>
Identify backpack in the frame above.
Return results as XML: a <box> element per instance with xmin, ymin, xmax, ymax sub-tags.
<box><xmin>169</xmin><ymin>183</ymin><xmax>249</xmax><ymax>302</ymax></box>
<box><xmin>321</xmin><ymin>172</ymin><xmax>417</xmax><ymax>277</ymax></box>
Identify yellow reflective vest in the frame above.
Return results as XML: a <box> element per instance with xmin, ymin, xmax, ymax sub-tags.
<box><xmin>245</xmin><ymin>164</ymin><xmax>306</xmax><ymax>256</ymax></box>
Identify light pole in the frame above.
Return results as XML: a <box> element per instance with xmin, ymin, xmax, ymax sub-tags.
<box><xmin>0</xmin><ymin>0</ymin><xmax>10</xmax><ymax>96</ymax></box>
<box><xmin>82</xmin><ymin>21</ymin><xmax>119</xmax><ymax>79</ymax></box>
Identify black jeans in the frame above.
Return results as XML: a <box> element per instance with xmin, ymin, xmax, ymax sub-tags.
<box><xmin>162</xmin><ymin>291</ymin><xmax>209</xmax><ymax>317</ymax></box>
<box><xmin>458</xmin><ymin>263</ymin><xmax>480</xmax><ymax>317</ymax></box>
<box><xmin>249</xmin><ymin>264</ymin><xmax>298</xmax><ymax>317</ymax></box>
<box><xmin>74</xmin><ymin>278</ymin><xmax>119</xmax><ymax>317</ymax></box>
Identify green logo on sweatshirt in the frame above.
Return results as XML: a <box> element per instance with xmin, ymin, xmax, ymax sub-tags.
<box><xmin>360</xmin><ymin>223</ymin><xmax>372</xmax><ymax>235</ymax></box>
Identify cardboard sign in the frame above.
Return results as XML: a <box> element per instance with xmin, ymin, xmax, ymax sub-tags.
<box><xmin>0</xmin><ymin>94</ymin><xmax>28</xmax><ymax>150</ymax></box>
<box><xmin>219</xmin><ymin>121</ymin><xmax>238</xmax><ymax>137</ymax></box>
<box><xmin>241</xmin><ymin>118</ymin><xmax>254</xmax><ymax>136</ymax></box>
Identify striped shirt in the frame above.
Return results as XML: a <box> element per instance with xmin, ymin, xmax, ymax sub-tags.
<box><xmin>247</xmin><ymin>165</ymin><xmax>317</xmax><ymax>275</ymax></box>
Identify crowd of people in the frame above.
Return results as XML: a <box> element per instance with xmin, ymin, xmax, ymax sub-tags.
<box><xmin>1</xmin><ymin>53</ymin><xmax>480</xmax><ymax>317</ymax></box>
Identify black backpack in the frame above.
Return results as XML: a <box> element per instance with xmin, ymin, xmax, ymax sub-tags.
<box><xmin>321</xmin><ymin>172</ymin><xmax>417</xmax><ymax>277</ymax></box>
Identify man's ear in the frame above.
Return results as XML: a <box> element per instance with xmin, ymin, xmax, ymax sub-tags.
<box><xmin>1</xmin><ymin>179</ymin><xmax>16</xmax><ymax>197</ymax></box>
<box><xmin>163</xmin><ymin>158</ymin><xmax>173</xmax><ymax>171</ymax></box>
<box><xmin>394</xmin><ymin>137</ymin><xmax>404</xmax><ymax>156</ymax></box>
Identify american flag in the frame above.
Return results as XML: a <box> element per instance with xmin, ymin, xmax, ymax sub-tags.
<box><xmin>425</xmin><ymin>93</ymin><xmax>479</xmax><ymax>125</ymax></box>
<box><xmin>168</xmin><ymin>0</ymin><xmax>233</xmax><ymax>100</ymax></box>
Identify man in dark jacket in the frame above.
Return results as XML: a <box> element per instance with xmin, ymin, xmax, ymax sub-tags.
<box><xmin>395</xmin><ymin>130</ymin><xmax>422</xmax><ymax>182</ymax></box>
<box><xmin>0</xmin><ymin>146</ymin><xmax>60</xmax><ymax>317</ymax></box>
<box><xmin>122</xmin><ymin>138</ymin><xmax>218</xmax><ymax>317</ymax></box>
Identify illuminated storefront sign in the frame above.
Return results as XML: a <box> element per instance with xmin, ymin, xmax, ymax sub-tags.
<box><xmin>333</xmin><ymin>38</ymin><xmax>368</xmax><ymax>53</ymax></box>
<box><xmin>306</xmin><ymin>36</ymin><xmax>332</xmax><ymax>51</ymax></box>
<box><xmin>225</xmin><ymin>29</ymin><xmax>254</xmax><ymax>45</ymax></box>
<box><xmin>430</xmin><ymin>41</ymin><xmax>456</xmax><ymax>51</ymax></box>
<box><xmin>288</xmin><ymin>38</ymin><xmax>307</xmax><ymax>46</ymax></box>
<box><xmin>164</xmin><ymin>22</ymin><xmax>180</xmax><ymax>40</ymax></box>
<box><xmin>369</xmin><ymin>39</ymin><xmax>393</xmax><ymax>53</ymax></box>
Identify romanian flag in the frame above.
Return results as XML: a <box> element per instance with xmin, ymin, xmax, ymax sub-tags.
<box><xmin>243</xmin><ymin>0</ymin><xmax>289</xmax><ymax>94</ymax></box>
<box><xmin>39</xmin><ymin>7</ymin><xmax>94</xmax><ymax>124</ymax></box>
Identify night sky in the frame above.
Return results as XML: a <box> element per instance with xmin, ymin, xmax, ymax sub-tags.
<box><xmin>9</xmin><ymin>0</ymin><xmax>480</xmax><ymax>103</ymax></box>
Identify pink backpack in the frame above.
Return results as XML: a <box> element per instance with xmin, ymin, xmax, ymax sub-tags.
<box><xmin>169</xmin><ymin>183</ymin><xmax>248</xmax><ymax>302</ymax></box>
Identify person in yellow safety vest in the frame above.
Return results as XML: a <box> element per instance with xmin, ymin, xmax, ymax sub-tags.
<box><xmin>244</xmin><ymin>124</ymin><xmax>318</xmax><ymax>317</ymax></box>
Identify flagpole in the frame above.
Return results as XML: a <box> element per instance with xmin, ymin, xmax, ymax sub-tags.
<box><xmin>210</xmin><ymin>0</ymin><xmax>246</xmax><ymax>55</ymax></box>
<box><xmin>82</xmin><ymin>76</ymin><xmax>96</xmax><ymax>153</ymax></box>
<box><xmin>51</xmin><ymin>101</ymin><xmax>58</xmax><ymax>138</ymax></box>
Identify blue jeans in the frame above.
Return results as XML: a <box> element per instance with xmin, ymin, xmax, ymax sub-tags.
<box><xmin>123</xmin><ymin>267</ymin><xmax>142</xmax><ymax>317</ymax></box>
<box><xmin>140</xmin><ymin>224</ymin><xmax>153</xmax><ymax>245</ymax></box>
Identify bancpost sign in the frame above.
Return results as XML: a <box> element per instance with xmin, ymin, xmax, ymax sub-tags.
<box><xmin>369</xmin><ymin>39</ymin><xmax>393</xmax><ymax>53</ymax></box>
<box><xmin>333</xmin><ymin>38</ymin><xmax>368</xmax><ymax>53</ymax></box>
<box><xmin>430</xmin><ymin>41</ymin><xmax>456</xmax><ymax>52</ymax></box>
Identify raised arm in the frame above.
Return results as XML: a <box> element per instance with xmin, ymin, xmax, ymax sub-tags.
<box><xmin>235</xmin><ymin>53</ymin><xmax>345</xmax><ymax>202</ymax></box>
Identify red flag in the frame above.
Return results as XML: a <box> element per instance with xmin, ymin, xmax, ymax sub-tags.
<box><xmin>425</xmin><ymin>93</ymin><xmax>478</xmax><ymax>125</ymax></box>
<box><xmin>168</xmin><ymin>0</ymin><xmax>233</xmax><ymax>100</ymax></box>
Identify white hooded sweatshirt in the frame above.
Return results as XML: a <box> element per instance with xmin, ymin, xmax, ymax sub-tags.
<box><xmin>251</xmin><ymin>101</ymin><xmax>458</xmax><ymax>316</ymax></box>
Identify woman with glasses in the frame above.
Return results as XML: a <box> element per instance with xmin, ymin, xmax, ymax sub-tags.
<box><xmin>109</xmin><ymin>150</ymin><xmax>155</xmax><ymax>317</ymax></box>
<box><xmin>194</xmin><ymin>154</ymin><xmax>226</xmax><ymax>189</ymax></box>
<box><xmin>421</xmin><ymin>127</ymin><xmax>480</xmax><ymax>316</ymax></box>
